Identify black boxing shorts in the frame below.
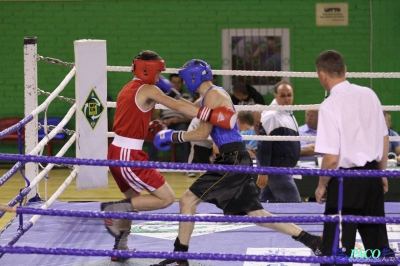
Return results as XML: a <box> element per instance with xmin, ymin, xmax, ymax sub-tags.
<box><xmin>189</xmin><ymin>142</ymin><xmax>263</xmax><ymax>215</ymax></box>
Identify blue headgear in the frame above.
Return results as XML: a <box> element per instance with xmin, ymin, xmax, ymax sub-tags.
<box><xmin>178</xmin><ymin>59</ymin><xmax>213</xmax><ymax>93</ymax></box>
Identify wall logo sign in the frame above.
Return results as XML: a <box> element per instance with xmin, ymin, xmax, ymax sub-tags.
<box><xmin>316</xmin><ymin>3</ymin><xmax>349</xmax><ymax>26</ymax></box>
<box><xmin>81</xmin><ymin>88</ymin><xmax>104</xmax><ymax>129</ymax></box>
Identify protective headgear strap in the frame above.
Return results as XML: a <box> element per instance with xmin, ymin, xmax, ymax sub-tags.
<box><xmin>132</xmin><ymin>59</ymin><xmax>166</xmax><ymax>84</ymax></box>
<box><xmin>178</xmin><ymin>59</ymin><xmax>213</xmax><ymax>93</ymax></box>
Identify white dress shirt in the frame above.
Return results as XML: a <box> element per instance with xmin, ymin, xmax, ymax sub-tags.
<box><xmin>315</xmin><ymin>81</ymin><xmax>387</xmax><ymax>168</ymax></box>
<box><xmin>261</xmin><ymin>99</ymin><xmax>298</xmax><ymax>134</ymax></box>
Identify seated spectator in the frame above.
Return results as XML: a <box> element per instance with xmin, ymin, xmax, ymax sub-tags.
<box><xmin>148</xmin><ymin>74</ymin><xmax>193</xmax><ymax>162</ymax></box>
<box><xmin>237</xmin><ymin>111</ymin><xmax>258</xmax><ymax>159</ymax></box>
<box><xmin>298</xmin><ymin>110</ymin><xmax>320</xmax><ymax>161</ymax></box>
<box><xmin>384</xmin><ymin>111</ymin><xmax>400</xmax><ymax>162</ymax></box>
<box><xmin>186</xmin><ymin>117</ymin><xmax>214</xmax><ymax>177</ymax></box>
<box><xmin>253</xmin><ymin>111</ymin><xmax>261</xmax><ymax>135</ymax></box>
<box><xmin>231</xmin><ymin>82</ymin><xmax>265</xmax><ymax>105</ymax></box>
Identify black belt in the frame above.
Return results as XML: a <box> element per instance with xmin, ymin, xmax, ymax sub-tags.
<box><xmin>341</xmin><ymin>160</ymin><xmax>379</xmax><ymax>170</ymax></box>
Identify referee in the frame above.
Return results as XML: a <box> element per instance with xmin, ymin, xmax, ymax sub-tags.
<box><xmin>314</xmin><ymin>50</ymin><xmax>395</xmax><ymax>265</ymax></box>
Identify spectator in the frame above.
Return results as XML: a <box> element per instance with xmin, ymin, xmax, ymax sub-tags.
<box><xmin>256</xmin><ymin>80</ymin><xmax>301</xmax><ymax>202</ymax></box>
<box><xmin>237</xmin><ymin>111</ymin><xmax>258</xmax><ymax>159</ymax></box>
<box><xmin>231</xmin><ymin>82</ymin><xmax>265</xmax><ymax>105</ymax></box>
<box><xmin>384</xmin><ymin>111</ymin><xmax>400</xmax><ymax>162</ymax></box>
<box><xmin>314</xmin><ymin>50</ymin><xmax>395</xmax><ymax>264</ymax></box>
<box><xmin>148</xmin><ymin>74</ymin><xmax>193</xmax><ymax>162</ymax></box>
<box><xmin>298</xmin><ymin>110</ymin><xmax>320</xmax><ymax>161</ymax></box>
<box><xmin>186</xmin><ymin>117</ymin><xmax>214</xmax><ymax>178</ymax></box>
<box><xmin>253</xmin><ymin>111</ymin><xmax>262</xmax><ymax>135</ymax></box>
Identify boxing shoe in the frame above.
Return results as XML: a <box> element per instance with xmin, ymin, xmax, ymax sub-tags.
<box><xmin>150</xmin><ymin>259</ymin><xmax>189</xmax><ymax>266</ymax></box>
<box><xmin>100</xmin><ymin>198</ymin><xmax>135</xmax><ymax>238</ymax></box>
<box><xmin>150</xmin><ymin>238</ymin><xmax>190</xmax><ymax>265</ymax></box>
<box><xmin>292</xmin><ymin>230</ymin><xmax>322</xmax><ymax>256</ymax></box>
<box><xmin>110</xmin><ymin>230</ymin><xmax>135</xmax><ymax>262</ymax></box>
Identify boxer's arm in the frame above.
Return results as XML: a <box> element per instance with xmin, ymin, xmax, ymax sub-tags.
<box><xmin>196</xmin><ymin>88</ymin><xmax>237</xmax><ymax>129</ymax></box>
<box><xmin>148</xmin><ymin>89</ymin><xmax>236</xmax><ymax>129</ymax></box>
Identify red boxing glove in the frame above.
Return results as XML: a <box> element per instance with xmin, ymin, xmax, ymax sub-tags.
<box><xmin>145</xmin><ymin>120</ymin><xmax>167</xmax><ymax>142</ymax></box>
<box><xmin>197</xmin><ymin>106</ymin><xmax>237</xmax><ymax>130</ymax></box>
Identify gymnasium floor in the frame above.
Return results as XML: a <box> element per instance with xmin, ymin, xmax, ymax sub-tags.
<box><xmin>1</xmin><ymin>201</ymin><xmax>400</xmax><ymax>266</ymax></box>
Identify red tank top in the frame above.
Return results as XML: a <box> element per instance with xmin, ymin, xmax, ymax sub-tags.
<box><xmin>113</xmin><ymin>79</ymin><xmax>154</xmax><ymax>139</ymax></box>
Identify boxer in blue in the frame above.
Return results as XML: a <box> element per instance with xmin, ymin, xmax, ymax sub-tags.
<box><xmin>151</xmin><ymin>59</ymin><xmax>322</xmax><ymax>266</ymax></box>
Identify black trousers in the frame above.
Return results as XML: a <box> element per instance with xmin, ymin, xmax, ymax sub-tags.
<box><xmin>321</xmin><ymin>161</ymin><xmax>395</xmax><ymax>266</ymax></box>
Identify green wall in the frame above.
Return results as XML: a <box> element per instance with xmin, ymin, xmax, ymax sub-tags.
<box><xmin>0</xmin><ymin>0</ymin><xmax>399</xmax><ymax>156</ymax></box>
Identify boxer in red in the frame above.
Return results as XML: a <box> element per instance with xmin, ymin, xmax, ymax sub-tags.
<box><xmin>100</xmin><ymin>50</ymin><xmax>237</xmax><ymax>261</ymax></box>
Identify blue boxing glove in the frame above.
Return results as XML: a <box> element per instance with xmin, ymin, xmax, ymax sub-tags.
<box><xmin>156</xmin><ymin>76</ymin><xmax>173</xmax><ymax>94</ymax></box>
<box><xmin>154</xmin><ymin>129</ymin><xmax>185</xmax><ymax>151</ymax></box>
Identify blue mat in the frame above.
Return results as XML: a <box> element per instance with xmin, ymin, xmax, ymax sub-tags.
<box><xmin>0</xmin><ymin>201</ymin><xmax>399</xmax><ymax>266</ymax></box>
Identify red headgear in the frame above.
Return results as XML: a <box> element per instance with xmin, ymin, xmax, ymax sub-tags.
<box><xmin>132</xmin><ymin>59</ymin><xmax>166</xmax><ymax>84</ymax></box>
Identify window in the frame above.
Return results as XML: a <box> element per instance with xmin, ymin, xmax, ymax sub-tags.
<box><xmin>222</xmin><ymin>28</ymin><xmax>290</xmax><ymax>95</ymax></box>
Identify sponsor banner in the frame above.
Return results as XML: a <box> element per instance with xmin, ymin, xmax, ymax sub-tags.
<box><xmin>130</xmin><ymin>214</ymin><xmax>253</xmax><ymax>240</ymax></box>
<box><xmin>244</xmin><ymin>247</ymin><xmax>314</xmax><ymax>266</ymax></box>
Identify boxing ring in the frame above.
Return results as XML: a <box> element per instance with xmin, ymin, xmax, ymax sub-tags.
<box><xmin>0</xmin><ymin>37</ymin><xmax>400</xmax><ymax>265</ymax></box>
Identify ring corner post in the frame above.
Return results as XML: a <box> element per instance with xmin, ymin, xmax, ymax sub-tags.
<box><xmin>74</xmin><ymin>39</ymin><xmax>109</xmax><ymax>190</ymax></box>
<box><xmin>24</xmin><ymin>36</ymin><xmax>39</xmax><ymax>201</ymax></box>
